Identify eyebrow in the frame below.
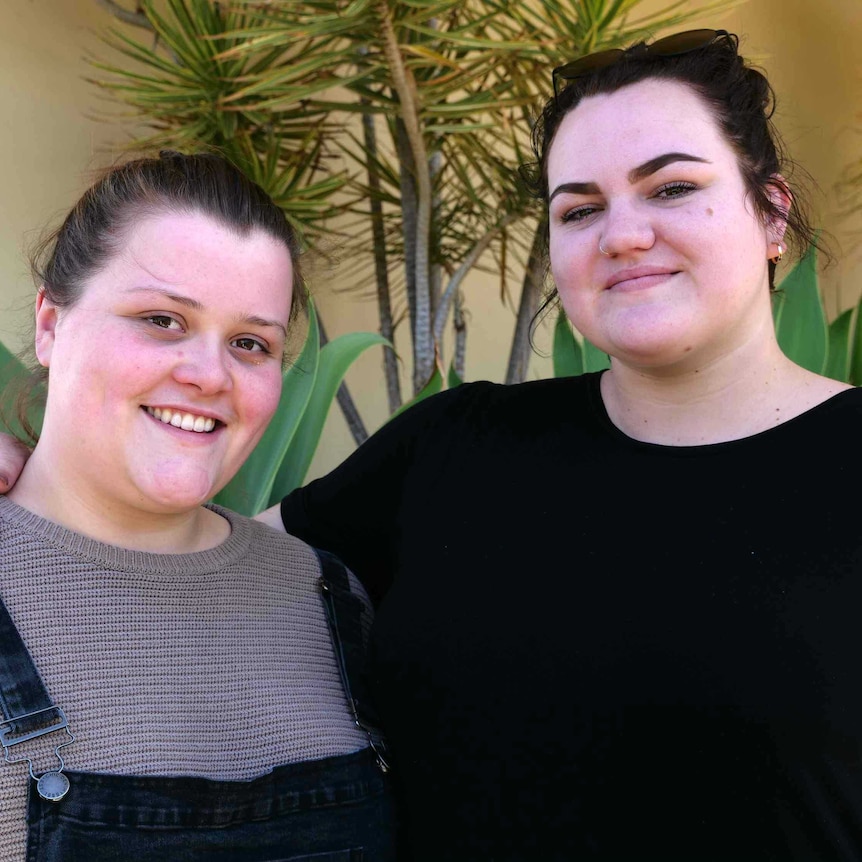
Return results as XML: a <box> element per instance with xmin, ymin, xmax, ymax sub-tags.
<box><xmin>549</xmin><ymin>152</ymin><xmax>711</xmax><ymax>201</ymax></box>
<box><xmin>126</xmin><ymin>287</ymin><xmax>288</xmax><ymax>337</ymax></box>
<box><xmin>628</xmin><ymin>152</ymin><xmax>710</xmax><ymax>183</ymax></box>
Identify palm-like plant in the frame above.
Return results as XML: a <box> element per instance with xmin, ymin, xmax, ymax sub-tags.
<box><xmin>92</xmin><ymin>0</ymin><xmax>739</xmax><ymax>433</ymax></box>
<box><xmin>91</xmin><ymin>0</ymin><xmax>348</xmax><ymax>231</ymax></box>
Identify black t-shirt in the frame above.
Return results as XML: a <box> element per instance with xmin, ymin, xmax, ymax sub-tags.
<box><xmin>282</xmin><ymin>372</ymin><xmax>862</xmax><ymax>861</ymax></box>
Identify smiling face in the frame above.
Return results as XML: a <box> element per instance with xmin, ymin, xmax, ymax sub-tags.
<box><xmin>547</xmin><ymin>78</ymin><xmax>782</xmax><ymax>372</ymax></box>
<box><xmin>33</xmin><ymin>211</ymin><xmax>293</xmax><ymax>517</ymax></box>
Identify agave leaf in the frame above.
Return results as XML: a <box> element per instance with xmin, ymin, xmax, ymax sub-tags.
<box><xmin>773</xmin><ymin>245</ymin><xmax>828</xmax><ymax>374</ymax></box>
<box><xmin>850</xmin><ymin>296</ymin><xmax>862</xmax><ymax>387</ymax></box>
<box><xmin>447</xmin><ymin>361</ymin><xmax>464</xmax><ymax>388</ymax></box>
<box><xmin>825</xmin><ymin>307</ymin><xmax>853</xmax><ymax>383</ymax></box>
<box><xmin>553</xmin><ymin>311</ymin><xmax>583</xmax><ymax>378</ymax></box>
<box><xmin>213</xmin><ymin>304</ymin><xmax>320</xmax><ymax>516</ymax></box>
<box><xmin>388</xmin><ymin>362</ymin><xmax>445</xmax><ymax>421</ymax></box>
<box><xmin>0</xmin><ymin>340</ymin><xmax>44</xmax><ymax>440</ymax></box>
<box><xmin>583</xmin><ymin>335</ymin><xmax>611</xmax><ymax>372</ymax></box>
<box><xmin>267</xmin><ymin>330</ymin><xmax>389</xmax><ymax>505</ymax></box>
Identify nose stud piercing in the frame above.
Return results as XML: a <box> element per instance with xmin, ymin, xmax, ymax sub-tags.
<box><xmin>770</xmin><ymin>243</ymin><xmax>784</xmax><ymax>264</ymax></box>
<box><xmin>599</xmin><ymin>240</ymin><xmax>612</xmax><ymax>257</ymax></box>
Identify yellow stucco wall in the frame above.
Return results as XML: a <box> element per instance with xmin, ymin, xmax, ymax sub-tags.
<box><xmin>0</xmin><ymin>1</ymin><xmax>124</xmax><ymax>347</ymax></box>
<box><xmin>1</xmin><ymin>0</ymin><xmax>860</xmax><ymax>481</ymax></box>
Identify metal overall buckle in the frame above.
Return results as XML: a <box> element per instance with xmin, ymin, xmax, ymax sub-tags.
<box><xmin>0</xmin><ymin>705</ymin><xmax>75</xmax><ymax>802</ymax></box>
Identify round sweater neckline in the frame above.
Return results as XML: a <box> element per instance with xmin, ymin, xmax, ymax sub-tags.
<box><xmin>0</xmin><ymin>495</ymin><xmax>252</xmax><ymax>575</ymax></box>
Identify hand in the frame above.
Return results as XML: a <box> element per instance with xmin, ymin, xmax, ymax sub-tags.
<box><xmin>0</xmin><ymin>434</ymin><xmax>30</xmax><ymax>493</ymax></box>
<box><xmin>254</xmin><ymin>502</ymin><xmax>287</xmax><ymax>533</ymax></box>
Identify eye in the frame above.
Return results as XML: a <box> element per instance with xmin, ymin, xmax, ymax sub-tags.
<box><xmin>560</xmin><ymin>204</ymin><xmax>602</xmax><ymax>225</ymax></box>
<box><xmin>653</xmin><ymin>181</ymin><xmax>697</xmax><ymax>200</ymax></box>
<box><xmin>231</xmin><ymin>336</ymin><xmax>269</xmax><ymax>354</ymax></box>
<box><xmin>144</xmin><ymin>314</ymin><xmax>183</xmax><ymax>331</ymax></box>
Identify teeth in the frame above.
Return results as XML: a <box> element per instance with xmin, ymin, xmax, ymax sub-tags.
<box><xmin>146</xmin><ymin>407</ymin><xmax>216</xmax><ymax>433</ymax></box>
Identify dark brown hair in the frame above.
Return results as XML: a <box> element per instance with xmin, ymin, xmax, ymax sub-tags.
<box><xmin>32</xmin><ymin>149</ymin><xmax>304</xmax><ymax>314</ymax></box>
<box><xmin>523</xmin><ymin>31</ymin><xmax>819</xmax><ymax>301</ymax></box>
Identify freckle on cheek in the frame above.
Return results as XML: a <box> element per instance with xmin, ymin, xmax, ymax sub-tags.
<box><xmin>706</xmin><ymin>208</ymin><xmax>714</xmax><ymax>216</ymax></box>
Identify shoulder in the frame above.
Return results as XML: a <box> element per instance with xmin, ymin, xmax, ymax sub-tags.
<box><xmin>717</xmin><ymin>386</ymin><xmax>862</xmax><ymax>473</ymax></box>
<box><xmin>213</xmin><ymin>503</ymin><xmax>323</xmax><ymax>567</ymax></box>
<box><xmin>390</xmin><ymin>373</ymin><xmax>599</xmax><ymax>439</ymax></box>
<box><xmin>790</xmin><ymin>384</ymin><xmax>862</xmax><ymax>427</ymax></box>
<box><xmin>211</xmin><ymin>503</ymin><xmax>378</xmax><ymax>606</ymax></box>
<box><xmin>218</xmin><ymin>506</ymin><xmax>371</xmax><ymax>603</ymax></box>
<box><xmin>793</xmin><ymin>385</ymin><xmax>862</xmax><ymax>446</ymax></box>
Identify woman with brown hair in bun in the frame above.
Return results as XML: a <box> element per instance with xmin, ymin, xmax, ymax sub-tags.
<box><xmin>0</xmin><ymin>151</ymin><xmax>396</xmax><ymax>861</ymax></box>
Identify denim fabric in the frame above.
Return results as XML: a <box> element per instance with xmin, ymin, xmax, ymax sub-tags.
<box><xmin>0</xmin><ymin>597</ymin><xmax>55</xmax><ymax>744</ymax></box>
<box><xmin>26</xmin><ymin>747</ymin><xmax>397</xmax><ymax>862</ymax></box>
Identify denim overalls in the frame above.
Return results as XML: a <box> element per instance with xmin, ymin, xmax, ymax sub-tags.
<box><xmin>0</xmin><ymin>550</ymin><xmax>397</xmax><ymax>861</ymax></box>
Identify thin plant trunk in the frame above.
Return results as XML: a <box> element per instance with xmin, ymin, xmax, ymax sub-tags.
<box><xmin>395</xmin><ymin>118</ymin><xmax>418</xmax><ymax>345</ymax></box>
<box><xmin>376</xmin><ymin>0</ymin><xmax>433</xmax><ymax>394</ymax></box>
<box><xmin>362</xmin><ymin>109</ymin><xmax>402</xmax><ymax>413</ymax></box>
<box><xmin>505</xmin><ymin>224</ymin><xmax>545</xmax><ymax>385</ymax></box>
<box><xmin>429</xmin><ymin>150</ymin><xmax>443</xmax><ymax>359</ymax></box>
<box><xmin>432</xmin><ymin>213</ymin><xmax>519</xmax><ymax>346</ymax></box>
<box><xmin>453</xmin><ymin>291</ymin><xmax>467</xmax><ymax>381</ymax></box>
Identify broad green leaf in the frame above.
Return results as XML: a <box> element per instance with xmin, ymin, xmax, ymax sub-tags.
<box><xmin>447</xmin><ymin>361</ymin><xmax>464</xmax><ymax>388</ymax></box>
<box><xmin>850</xmin><ymin>297</ymin><xmax>862</xmax><ymax>387</ymax></box>
<box><xmin>388</xmin><ymin>363</ymin><xmax>445</xmax><ymax>421</ymax></box>
<box><xmin>825</xmin><ymin>308</ymin><xmax>853</xmax><ymax>383</ymax></box>
<box><xmin>583</xmin><ymin>336</ymin><xmax>611</xmax><ymax>373</ymax></box>
<box><xmin>0</xmin><ymin>340</ymin><xmax>44</xmax><ymax>440</ymax></box>
<box><xmin>213</xmin><ymin>304</ymin><xmax>320</xmax><ymax>516</ymax></box>
<box><xmin>267</xmin><ymin>330</ymin><xmax>388</xmax><ymax>505</ymax></box>
<box><xmin>553</xmin><ymin>311</ymin><xmax>583</xmax><ymax>378</ymax></box>
<box><xmin>773</xmin><ymin>245</ymin><xmax>828</xmax><ymax>374</ymax></box>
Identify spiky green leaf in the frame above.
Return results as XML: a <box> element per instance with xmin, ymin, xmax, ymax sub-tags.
<box><xmin>267</xmin><ymin>329</ymin><xmax>388</xmax><ymax>505</ymax></box>
<box><xmin>773</xmin><ymin>245</ymin><xmax>828</xmax><ymax>374</ymax></box>
<box><xmin>213</xmin><ymin>304</ymin><xmax>320</xmax><ymax>516</ymax></box>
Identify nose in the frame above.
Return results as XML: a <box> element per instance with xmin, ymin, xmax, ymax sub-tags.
<box><xmin>171</xmin><ymin>336</ymin><xmax>233</xmax><ymax>395</ymax></box>
<box><xmin>598</xmin><ymin>199</ymin><xmax>656</xmax><ymax>257</ymax></box>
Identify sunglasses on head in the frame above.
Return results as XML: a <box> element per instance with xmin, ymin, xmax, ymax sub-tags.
<box><xmin>552</xmin><ymin>29</ymin><xmax>731</xmax><ymax>99</ymax></box>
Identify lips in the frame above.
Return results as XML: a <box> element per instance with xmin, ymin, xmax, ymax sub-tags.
<box><xmin>145</xmin><ymin>406</ymin><xmax>219</xmax><ymax>433</ymax></box>
<box><xmin>605</xmin><ymin>266</ymin><xmax>679</xmax><ymax>291</ymax></box>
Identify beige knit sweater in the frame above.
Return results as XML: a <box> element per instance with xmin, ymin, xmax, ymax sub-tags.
<box><xmin>0</xmin><ymin>495</ymin><xmax>369</xmax><ymax>861</ymax></box>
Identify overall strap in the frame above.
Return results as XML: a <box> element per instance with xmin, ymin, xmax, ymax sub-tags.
<box><xmin>0</xmin><ymin>596</ymin><xmax>74</xmax><ymax>802</ymax></box>
<box><xmin>314</xmin><ymin>548</ymin><xmax>390</xmax><ymax>773</ymax></box>
<box><xmin>0</xmin><ymin>596</ymin><xmax>52</xmax><ymax>720</ymax></box>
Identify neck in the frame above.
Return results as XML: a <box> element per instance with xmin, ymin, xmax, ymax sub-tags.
<box><xmin>601</xmin><ymin>337</ymin><xmax>850</xmax><ymax>446</ymax></box>
<box><xmin>7</xmin><ymin>450</ymin><xmax>229</xmax><ymax>554</ymax></box>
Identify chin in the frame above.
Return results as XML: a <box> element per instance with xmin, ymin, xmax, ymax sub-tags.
<box><xmin>605</xmin><ymin>321</ymin><xmax>703</xmax><ymax>366</ymax></box>
<box><xmin>139</xmin><ymin>469</ymin><xmax>222</xmax><ymax>512</ymax></box>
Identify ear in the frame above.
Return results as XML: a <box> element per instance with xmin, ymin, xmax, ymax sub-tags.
<box><xmin>766</xmin><ymin>174</ymin><xmax>792</xmax><ymax>258</ymax></box>
<box><xmin>34</xmin><ymin>289</ymin><xmax>59</xmax><ymax>369</ymax></box>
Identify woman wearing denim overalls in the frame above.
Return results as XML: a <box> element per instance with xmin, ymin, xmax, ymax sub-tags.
<box><xmin>0</xmin><ymin>152</ymin><xmax>396</xmax><ymax>861</ymax></box>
